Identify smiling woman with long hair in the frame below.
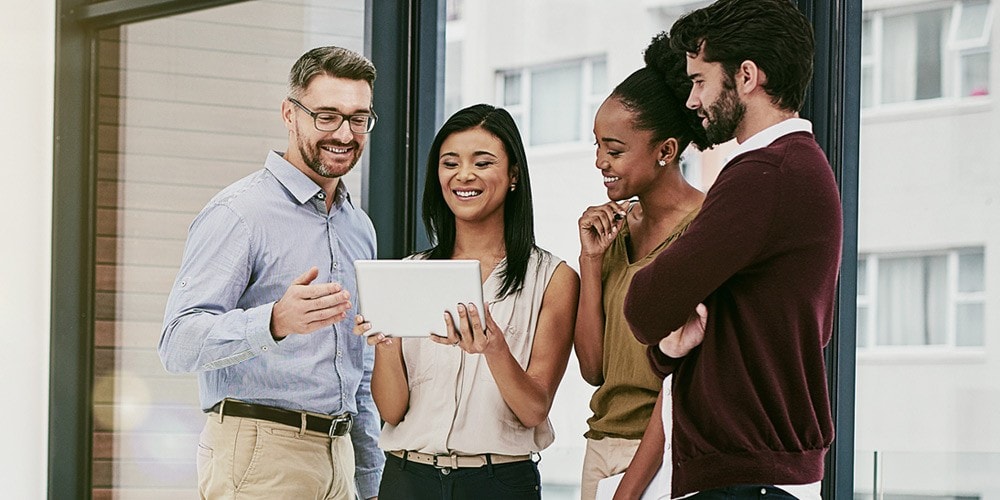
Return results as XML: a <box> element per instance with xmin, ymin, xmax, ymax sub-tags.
<box><xmin>355</xmin><ymin>104</ymin><xmax>579</xmax><ymax>500</ymax></box>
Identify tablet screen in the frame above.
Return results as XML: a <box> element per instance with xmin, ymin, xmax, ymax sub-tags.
<box><xmin>354</xmin><ymin>259</ymin><xmax>485</xmax><ymax>337</ymax></box>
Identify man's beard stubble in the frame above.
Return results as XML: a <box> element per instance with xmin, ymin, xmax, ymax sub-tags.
<box><xmin>704</xmin><ymin>83</ymin><xmax>746</xmax><ymax>146</ymax></box>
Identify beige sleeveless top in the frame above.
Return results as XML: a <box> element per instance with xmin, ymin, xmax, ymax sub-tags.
<box><xmin>378</xmin><ymin>248</ymin><xmax>562</xmax><ymax>455</ymax></box>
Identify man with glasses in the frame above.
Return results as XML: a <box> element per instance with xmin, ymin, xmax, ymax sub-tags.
<box><xmin>159</xmin><ymin>46</ymin><xmax>384</xmax><ymax>500</ymax></box>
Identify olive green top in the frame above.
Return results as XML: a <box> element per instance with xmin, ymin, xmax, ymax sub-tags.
<box><xmin>585</xmin><ymin>208</ymin><xmax>699</xmax><ymax>440</ymax></box>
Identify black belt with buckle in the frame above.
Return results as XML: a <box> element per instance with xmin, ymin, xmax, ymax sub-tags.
<box><xmin>209</xmin><ymin>399</ymin><xmax>352</xmax><ymax>437</ymax></box>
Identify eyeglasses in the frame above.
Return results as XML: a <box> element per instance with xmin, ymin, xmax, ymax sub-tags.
<box><xmin>288</xmin><ymin>97</ymin><xmax>377</xmax><ymax>134</ymax></box>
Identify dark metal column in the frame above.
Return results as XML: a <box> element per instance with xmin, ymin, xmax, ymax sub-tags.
<box><xmin>368</xmin><ymin>0</ymin><xmax>443</xmax><ymax>257</ymax></box>
<box><xmin>797</xmin><ymin>0</ymin><xmax>862</xmax><ymax>497</ymax></box>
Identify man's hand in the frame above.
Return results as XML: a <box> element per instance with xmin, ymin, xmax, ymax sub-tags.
<box><xmin>659</xmin><ymin>303</ymin><xmax>707</xmax><ymax>358</ymax></box>
<box><xmin>270</xmin><ymin>267</ymin><xmax>352</xmax><ymax>339</ymax></box>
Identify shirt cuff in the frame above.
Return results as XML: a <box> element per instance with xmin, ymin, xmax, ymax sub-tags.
<box><xmin>244</xmin><ymin>301</ymin><xmax>280</xmax><ymax>353</ymax></box>
<box><xmin>355</xmin><ymin>470</ymin><xmax>381</xmax><ymax>500</ymax></box>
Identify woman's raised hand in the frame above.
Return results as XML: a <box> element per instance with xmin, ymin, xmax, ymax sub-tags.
<box><xmin>431</xmin><ymin>302</ymin><xmax>507</xmax><ymax>355</ymax></box>
<box><xmin>578</xmin><ymin>200</ymin><xmax>629</xmax><ymax>260</ymax></box>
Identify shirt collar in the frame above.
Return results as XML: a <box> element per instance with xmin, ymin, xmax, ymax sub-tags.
<box><xmin>724</xmin><ymin>117</ymin><xmax>813</xmax><ymax>165</ymax></box>
<box><xmin>264</xmin><ymin>150</ymin><xmax>354</xmax><ymax>208</ymax></box>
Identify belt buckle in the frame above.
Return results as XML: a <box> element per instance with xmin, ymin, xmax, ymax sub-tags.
<box><xmin>328</xmin><ymin>414</ymin><xmax>352</xmax><ymax>437</ymax></box>
<box><xmin>432</xmin><ymin>454</ymin><xmax>459</xmax><ymax>469</ymax></box>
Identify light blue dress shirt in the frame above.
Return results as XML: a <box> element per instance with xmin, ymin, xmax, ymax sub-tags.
<box><xmin>159</xmin><ymin>150</ymin><xmax>383</xmax><ymax>497</ymax></box>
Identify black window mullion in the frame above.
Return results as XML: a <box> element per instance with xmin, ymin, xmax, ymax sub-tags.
<box><xmin>798</xmin><ymin>0</ymin><xmax>862</xmax><ymax>497</ymax></box>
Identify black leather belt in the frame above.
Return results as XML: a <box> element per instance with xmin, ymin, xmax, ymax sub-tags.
<box><xmin>209</xmin><ymin>398</ymin><xmax>352</xmax><ymax>437</ymax></box>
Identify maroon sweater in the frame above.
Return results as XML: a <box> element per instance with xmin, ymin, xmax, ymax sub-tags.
<box><xmin>624</xmin><ymin>131</ymin><xmax>842</xmax><ymax>496</ymax></box>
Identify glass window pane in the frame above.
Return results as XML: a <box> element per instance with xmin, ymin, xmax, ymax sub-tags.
<box><xmin>530</xmin><ymin>63</ymin><xmax>582</xmax><ymax>145</ymax></box>
<box><xmin>875</xmin><ymin>256</ymin><xmax>947</xmax><ymax>345</ymax></box>
<box><xmin>858</xmin><ymin>258</ymin><xmax>868</xmax><ymax>295</ymax></box>
<box><xmin>956</xmin><ymin>302</ymin><xmax>985</xmax><ymax>346</ymax></box>
<box><xmin>926</xmin><ymin>255</ymin><xmax>948</xmax><ymax>344</ymax></box>
<box><xmin>862</xmin><ymin>18</ymin><xmax>873</xmax><ymax>57</ymax></box>
<box><xmin>958</xmin><ymin>248</ymin><xmax>985</xmax><ymax>292</ymax></box>
<box><xmin>859</xmin><ymin>0</ymin><xmax>997</xmax><ymax>495</ymax></box>
<box><xmin>504</xmin><ymin>73</ymin><xmax>522</xmax><ymax>106</ymax></box>
<box><xmin>440</xmin><ymin>4</ymin><xmax>717</xmax><ymax>493</ymax></box>
<box><xmin>92</xmin><ymin>1</ymin><xmax>368</xmax><ymax>496</ymax></box>
<box><xmin>915</xmin><ymin>9</ymin><xmax>946</xmax><ymax>100</ymax></box>
<box><xmin>857</xmin><ymin>305</ymin><xmax>870</xmax><ymax>348</ymax></box>
<box><xmin>961</xmin><ymin>51</ymin><xmax>991</xmax><ymax>97</ymax></box>
<box><xmin>881</xmin><ymin>10</ymin><xmax>948</xmax><ymax>103</ymax></box>
<box><xmin>862</xmin><ymin>65</ymin><xmax>874</xmax><ymax>108</ymax></box>
<box><xmin>591</xmin><ymin>58</ymin><xmax>608</xmax><ymax>96</ymax></box>
<box><xmin>881</xmin><ymin>14</ymin><xmax>918</xmax><ymax>103</ymax></box>
<box><xmin>956</xmin><ymin>0</ymin><xmax>990</xmax><ymax>42</ymax></box>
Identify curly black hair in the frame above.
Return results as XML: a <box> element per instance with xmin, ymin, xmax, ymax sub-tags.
<box><xmin>609</xmin><ymin>32</ymin><xmax>710</xmax><ymax>152</ymax></box>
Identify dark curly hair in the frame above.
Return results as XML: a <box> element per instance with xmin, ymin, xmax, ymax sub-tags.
<box><xmin>609</xmin><ymin>32</ymin><xmax>710</xmax><ymax>152</ymax></box>
<box><xmin>669</xmin><ymin>0</ymin><xmax>814</xmax><ymax>112</ymax></box>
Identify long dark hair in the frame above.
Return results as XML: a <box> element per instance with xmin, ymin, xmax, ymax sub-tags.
<box><xmin>610</xmin><ymin>32</ymin><xmax>710</xmax><ymax>152</ymax></box>
<box><xmin>421</xmin><ymin>104</ymin><xmax>535</xmax><ymax>299</ymax></box>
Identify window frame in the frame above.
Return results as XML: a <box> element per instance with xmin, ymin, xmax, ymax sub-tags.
<box><xmin>52</xmin><ymin>0</ymin><xmax>859</xmax><ymax>497</ymax></box>
<box><xmin>496</xmin><ymin>55</ymin><xmax>607</xmax><ymax>148</ymax></box>
<box><xmin>857</xmin><ymin>248</ymin><xmax>987</xmax><ymax>351</ymax></box>
<box><xmin>862</xmin><ymin>0</ymin><xmax>994</xmax><ymax>110</ymax></box>
<box><xmin>50</xmin><ymin>0</ymin><xmax>434</xmax><ymax>498</ymax></box>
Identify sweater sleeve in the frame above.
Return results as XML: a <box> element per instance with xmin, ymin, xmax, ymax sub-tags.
<box><xmin>624</xmin><ymin>158</ymin><xmax>780</xmax><ymax>345</ymax></box>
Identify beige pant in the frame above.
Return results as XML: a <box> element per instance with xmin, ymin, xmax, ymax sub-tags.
<box><xmin>580</xmin><ymin>436</ymin><xmax>642</xmax><ymax>500</ymax></box>
<box><xmin>197</xmin><ymin>414</ymin><xmax>356</xmax><ymax>499</ymax></box>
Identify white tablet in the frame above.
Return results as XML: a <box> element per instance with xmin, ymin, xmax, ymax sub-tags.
<box><xmin>354</xmin><ymin>259</ymin><xmax>485</xmax><ymax>337</ymax></box>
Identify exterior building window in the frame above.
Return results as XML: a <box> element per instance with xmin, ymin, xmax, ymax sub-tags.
<box><xmin>498</xmin><ymin>57</ymin><xmax>607</xmax><ymax>146</ymax></box>
<box><xmin>862</xmin><ymin>0</ymin><xmax>993</xmax><ymax>108</ymax></box>
<box><xmin>857</xmin><ymin>248</ymin><xmax>985</xmax><ymax>348</ymax></box>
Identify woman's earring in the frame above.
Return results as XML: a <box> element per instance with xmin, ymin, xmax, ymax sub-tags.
<box><xmin>509</xmin><ymin>183</ymin><xmax>516</xmax><ymax>192</ymax></box>
<box><xmin>657</xmin><ymin>159</ymin><xmax>667</xmax><ymax>167</ymax></box>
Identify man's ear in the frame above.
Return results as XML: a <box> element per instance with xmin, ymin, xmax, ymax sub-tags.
<box><xmin>737</xmin><ymin>60</ymin><xmax>764</xmax><ymax>95</ymax></box>
<box><xmin>281</xmin><ymin>99</ymin><xmax>296</xmax><ymax>132</ymax></box>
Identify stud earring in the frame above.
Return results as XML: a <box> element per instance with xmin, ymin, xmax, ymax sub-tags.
<box><xmin>509</xmin><ymin>183</ymin><xmax>516</xmax><ymax>192</ymax></box>
<box><xmin>657</xmin><ymin>159</ymin><xmax>667</xmax><ymax>167</ymax></box>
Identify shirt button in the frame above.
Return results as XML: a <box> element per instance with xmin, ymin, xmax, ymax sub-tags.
<box><xmin>261</xmin><ymin>346</ymin><xmax>269</xmax><ymax>351</ymax></box>
<box><xmin>336</xmin><ymin>350</ymin><xmax>342</xmax><ymax>357</ymax></box>
<box><xmin>760</xmin><ymin>488</ymin><xmax>767</xmax><ymax>495</ymax></box>
<box><xmin>317</xmin><ymin>192</ymin><xmax>326</xmax><ymax>199</ymax></box>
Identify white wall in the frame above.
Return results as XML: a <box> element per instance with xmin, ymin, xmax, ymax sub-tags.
<box><xmin>0</xmin><ymin>0</ymin><xmax>54</xmax><ymax>497</ymax></box>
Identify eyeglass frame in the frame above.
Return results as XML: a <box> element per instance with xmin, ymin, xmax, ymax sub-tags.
<box><xmin>287</xmin><ymin>97</ymin><xmax>378</xmax><ymax>134</ymax></box>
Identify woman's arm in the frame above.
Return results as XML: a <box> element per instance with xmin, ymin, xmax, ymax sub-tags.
<box><xmin>574</xmin><ymin>201</ymin><xmax>628</xmax><ymax>385</ymax></box>
<box><xmin>574</xmin><ymin>254</ymin><xmax>606</xmax><ymax>386</ymax></box>
<box><xmin>613</xmin><ymin>389</ymin><xmax>666</xmax><ymax>499</ymax></box>
<box><xmin>354</xmin><ymin>316</ymin><xmax>410</xmax><ymax>426</ymax></box>
<box><xmin>443</xmin><ymin>263</ymin><xmax>579</xmax><ymax>428</ymax></box>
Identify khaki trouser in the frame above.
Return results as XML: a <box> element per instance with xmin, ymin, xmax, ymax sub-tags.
<box><xmin>580</xmin><ymin>436</ymin><xmax>642</xmax><ymax>500</ymax></box>
<box><xmin>197</xmin><ymin>414</ymin><xmax>356</xmax><ymax>499</ymax></box>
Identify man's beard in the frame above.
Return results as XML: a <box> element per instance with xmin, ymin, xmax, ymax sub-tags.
<box><xmin>704</xmin><ymin>84</ymin><xmax>746</xmax><ymax>145</ymax></box>
<box><xmin>298</xmin><ymin>135</ymin><xmax>361</xmax><ymax>179</ymax></box>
